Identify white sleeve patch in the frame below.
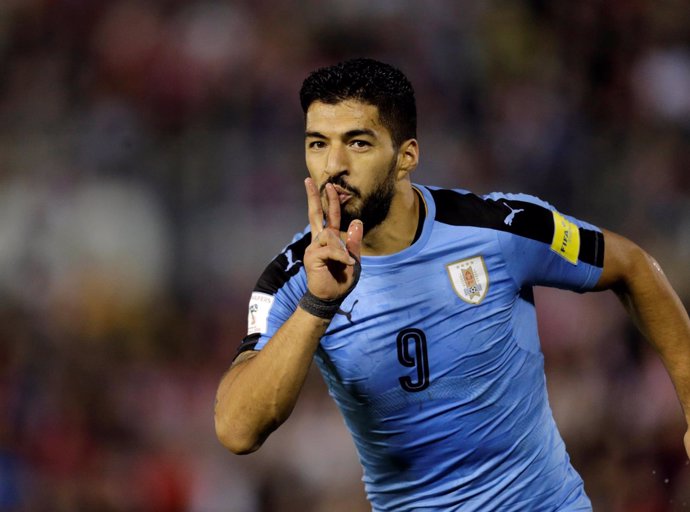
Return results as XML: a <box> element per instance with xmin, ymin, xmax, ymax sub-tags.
<box><xmin>247</xmin><ymin>292</ymin><xmax>275</xmax><ymax>335</ymax></box>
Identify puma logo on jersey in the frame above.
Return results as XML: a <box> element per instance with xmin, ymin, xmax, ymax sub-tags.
<box><xmin>285</xmin><ymin>249</ymin><xmax>301</xmax><ymax>272</ymax></box>
<box><xmin>502</xmin><ymin>202</ymin><xmax>524</xmax><ymax>226</ymax></box>
<box><xmin>336</xmin><ymin>299</ymin><xmax>359</xmax><ymax>323</ymax></box>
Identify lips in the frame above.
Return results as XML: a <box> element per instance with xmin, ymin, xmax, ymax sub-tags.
<box><xmin>332</xmin><ymin>185</ymin><xmax>353</xmax><ymax>204</ymax></box>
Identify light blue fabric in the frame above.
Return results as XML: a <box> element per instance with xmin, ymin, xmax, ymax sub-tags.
<box><xmin>251</xmin><ymin>185</ymin><xmax>602</xmax><ymax>511</ymax></box>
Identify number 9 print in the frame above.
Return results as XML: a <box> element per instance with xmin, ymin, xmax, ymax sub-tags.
<box><xmin>397</xmin><ymin>328</ymin><xmax>430</xmax><ymax>392</ymax></box>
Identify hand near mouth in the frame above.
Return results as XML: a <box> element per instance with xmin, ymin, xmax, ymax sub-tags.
<box><xmin>332</xmin><ymin>184</ymin><xmax>352</xmax><ymax>205</ymax></box>
<box><xmin>303</xmin><ymin>178</ymin><xmax>362</xmax><ymax>302</ymax></box>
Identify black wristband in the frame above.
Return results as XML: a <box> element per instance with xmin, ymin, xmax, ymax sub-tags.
<box><xmin>298</xmin><ymin>290</ymin><xmax>344</xmax><ymax>319</ymax></box>
<box><xmin>299</xmin><ymin>257</ymin><xmax>361</xmax><ymax>320</ymax></box>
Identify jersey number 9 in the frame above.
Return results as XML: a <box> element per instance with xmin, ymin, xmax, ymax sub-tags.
<box><xmin>396</xmin><ymin>328</ymin><xmax>430</xmax><ymax>392</ymax></box>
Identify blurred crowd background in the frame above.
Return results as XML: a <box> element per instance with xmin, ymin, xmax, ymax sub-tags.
<box><xmin>0</xmin><ymin>0</ymin><xmax>689</xmax><ymax>510</ymax></box>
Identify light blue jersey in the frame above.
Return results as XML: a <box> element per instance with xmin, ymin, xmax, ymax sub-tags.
<box><xmin>239</xmin><ymin>185</ymin><xmax>604</xmax><ymax>511</ymax></box>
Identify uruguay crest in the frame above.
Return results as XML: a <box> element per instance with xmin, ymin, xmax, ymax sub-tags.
<box><xmin>446</xmin><ymin>256</ymin><xmax>489</xmax><ymax>305</ymax></box>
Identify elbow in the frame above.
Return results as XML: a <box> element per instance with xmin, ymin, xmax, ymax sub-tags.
<box><xmin>214</xmin><ymin>413</ymin><xmax>264</xmax><ymax>455</ymax></box>
<box><xmin>221</xmin><ymin>438</ymin><xmax>261</xmax><ymax>456</ymax></box>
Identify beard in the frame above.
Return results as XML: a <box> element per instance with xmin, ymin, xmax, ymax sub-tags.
<box><xmin>321</xmin><ymin>158</ymin><xmax>397</xmax><ymax>234</ymax></box>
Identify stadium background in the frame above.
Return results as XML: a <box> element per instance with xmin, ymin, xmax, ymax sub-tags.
<box><xmin>0</xmin><ymin>0</ymin><xmax>689</xmax><ymax>510</ymax></box>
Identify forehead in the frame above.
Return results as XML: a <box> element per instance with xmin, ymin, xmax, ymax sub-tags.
<box><xmin>305</xmin><ymin>100</ymin><xmax>386</xmax><ymax>135</ymax></box>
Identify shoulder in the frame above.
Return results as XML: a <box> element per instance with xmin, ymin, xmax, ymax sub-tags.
<box><xmin>424</xmin><ymin>186</ymin><xmax>554</xmax><ymax>239</ymax></box>
<box><xmin>255</xmin><ymin>227</ymin><xmax>311</xmax><ymax>295</ymax></box>
<box><xmin>421</xmin><ymin>186</ymin><xmax>603</xmax><ymax>268</ymax></box>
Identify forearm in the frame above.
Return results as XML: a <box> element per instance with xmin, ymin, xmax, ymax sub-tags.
<box><xmin>214</xmin><ymin>306</ymin><xmax>330</xmax><ymax>454</ymax></box>
<box><xmin>215</xmin><ymin>180</ymin><xmax>363</xmax><ymax>454</ymax></box>
<box><xmin>615</xmin><ymin>247</ymin><xmax>690</xmax><ymax>423</ymax></box>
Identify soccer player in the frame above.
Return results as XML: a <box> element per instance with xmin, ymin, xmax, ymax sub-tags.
<box><xmin>214</xmin><ymin>58</ymin><xmax>690</xmax><ymax>511</ymax></box>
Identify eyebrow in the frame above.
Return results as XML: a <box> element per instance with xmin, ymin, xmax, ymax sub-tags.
<box><xmin>305</xmin><ymin>129</ymin><xmax>377</xmax><ymax>140</ymax></box>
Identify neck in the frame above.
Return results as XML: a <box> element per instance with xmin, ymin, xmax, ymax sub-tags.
<box><xmin>359</xmin><ymin>181</ymin><xmax>419</xmax><ymax>256</ymax></box>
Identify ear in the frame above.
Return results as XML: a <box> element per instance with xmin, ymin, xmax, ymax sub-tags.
<box><xmin>396</xmin><ymin>139</ymin><xmax>419</xmax><ymax>179</ymax></box>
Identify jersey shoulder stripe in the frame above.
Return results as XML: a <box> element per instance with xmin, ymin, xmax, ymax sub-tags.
<box><xmin>429</xmin><ymin>187</ymin><xmax>604</xmax><ymax>268</ymax></box>
<box><xmin>255</xmin><ymin>230</ymin><xmax>311</xmax><ymax>294</ymax></box>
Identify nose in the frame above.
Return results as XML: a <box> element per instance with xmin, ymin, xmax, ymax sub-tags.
<box><xmin>324</xmin><ymin>143</ymin><xmax>348</xmax><ymax>177</ymax></box>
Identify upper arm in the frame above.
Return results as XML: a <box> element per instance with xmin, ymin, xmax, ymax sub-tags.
<box><xmin>219</xmin><ymin>350</ymin><xmax>259</xmax><ymax>391</ymax></box>
<box><xmin>593</xmin><ymin>229</ymin><xmax>650</xmax><ymax>291</ymax></box>
<box><xmin>232</xmin><ymin>349</ymin><xmax>259</xmax><ymax>369</ymax></box>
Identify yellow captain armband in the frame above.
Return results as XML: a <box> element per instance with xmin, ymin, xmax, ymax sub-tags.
<box><xmin>550</xmin><ymin>211</ymin><xmax>580</xmax><ymax>265</ymax></box>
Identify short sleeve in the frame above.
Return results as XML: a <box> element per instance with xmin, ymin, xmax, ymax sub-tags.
<box><xmin>235</xmin><ymin>228</ymin><xmax>311</xmax><ymax>358</ymax></box>
<box><xmin>486</xmin><ymin>192</ymin><xmax>605</xmax><ymax>292</ymax></box>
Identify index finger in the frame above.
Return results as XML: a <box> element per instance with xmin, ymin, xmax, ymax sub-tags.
<box><xmin>324</xmin><ymin>183</ymin><xmax>342</xmax><ymax>231</ymax></box>
<box><xmin>304</xmin><ymin>178</ymin><xmax>324</xmax><ymax>235</ymax></box>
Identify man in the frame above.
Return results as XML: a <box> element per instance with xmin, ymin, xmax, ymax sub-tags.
<box><xmin>215</xmin><ymin>58</ymin><xmax>690</xmax><ymax>511</ymax></box>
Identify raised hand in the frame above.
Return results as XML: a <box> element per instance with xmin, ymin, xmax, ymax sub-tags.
<box><xmin>303</xmin><ymin>177</ymin><xmax>362</xmax><ymax>301</ymax></box>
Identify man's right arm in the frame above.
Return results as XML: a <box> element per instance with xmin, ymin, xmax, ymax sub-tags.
<box><xmin>214</xmin><ymin>306</ymin><xmax>331</xmax><ymax>454</ymax></box>
<box><xmin>214</xmin><ymin>179</ymin><xmax>363</xmax><ymax>454</ymax></box>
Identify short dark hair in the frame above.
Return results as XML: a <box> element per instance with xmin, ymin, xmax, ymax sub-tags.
<box><xmin>299</xmin><ymin>58</ymin><xmax>417</xmax><ymax>147</ymax></box>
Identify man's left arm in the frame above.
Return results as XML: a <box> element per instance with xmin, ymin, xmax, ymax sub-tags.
<box><xmin>594</xmin><ymin>229</ymin><xmax>690</xmax><ymax>458</ymax></box>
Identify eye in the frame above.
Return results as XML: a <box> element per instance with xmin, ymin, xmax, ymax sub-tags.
<box><xmin>308</xmin><ymin>140</ymin><xmax>326</xmax><ymax>149</ymax></box>
<box><xmin>350</xmin><ymin>140</ymin><xmax>371</xmax><ymax>149</ymax></box>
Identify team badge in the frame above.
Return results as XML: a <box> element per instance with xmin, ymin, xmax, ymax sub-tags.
<box><xmin>446</xmin><ymin>256</ymin><xmax>489</xmax><ymax>305</ymax></box>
